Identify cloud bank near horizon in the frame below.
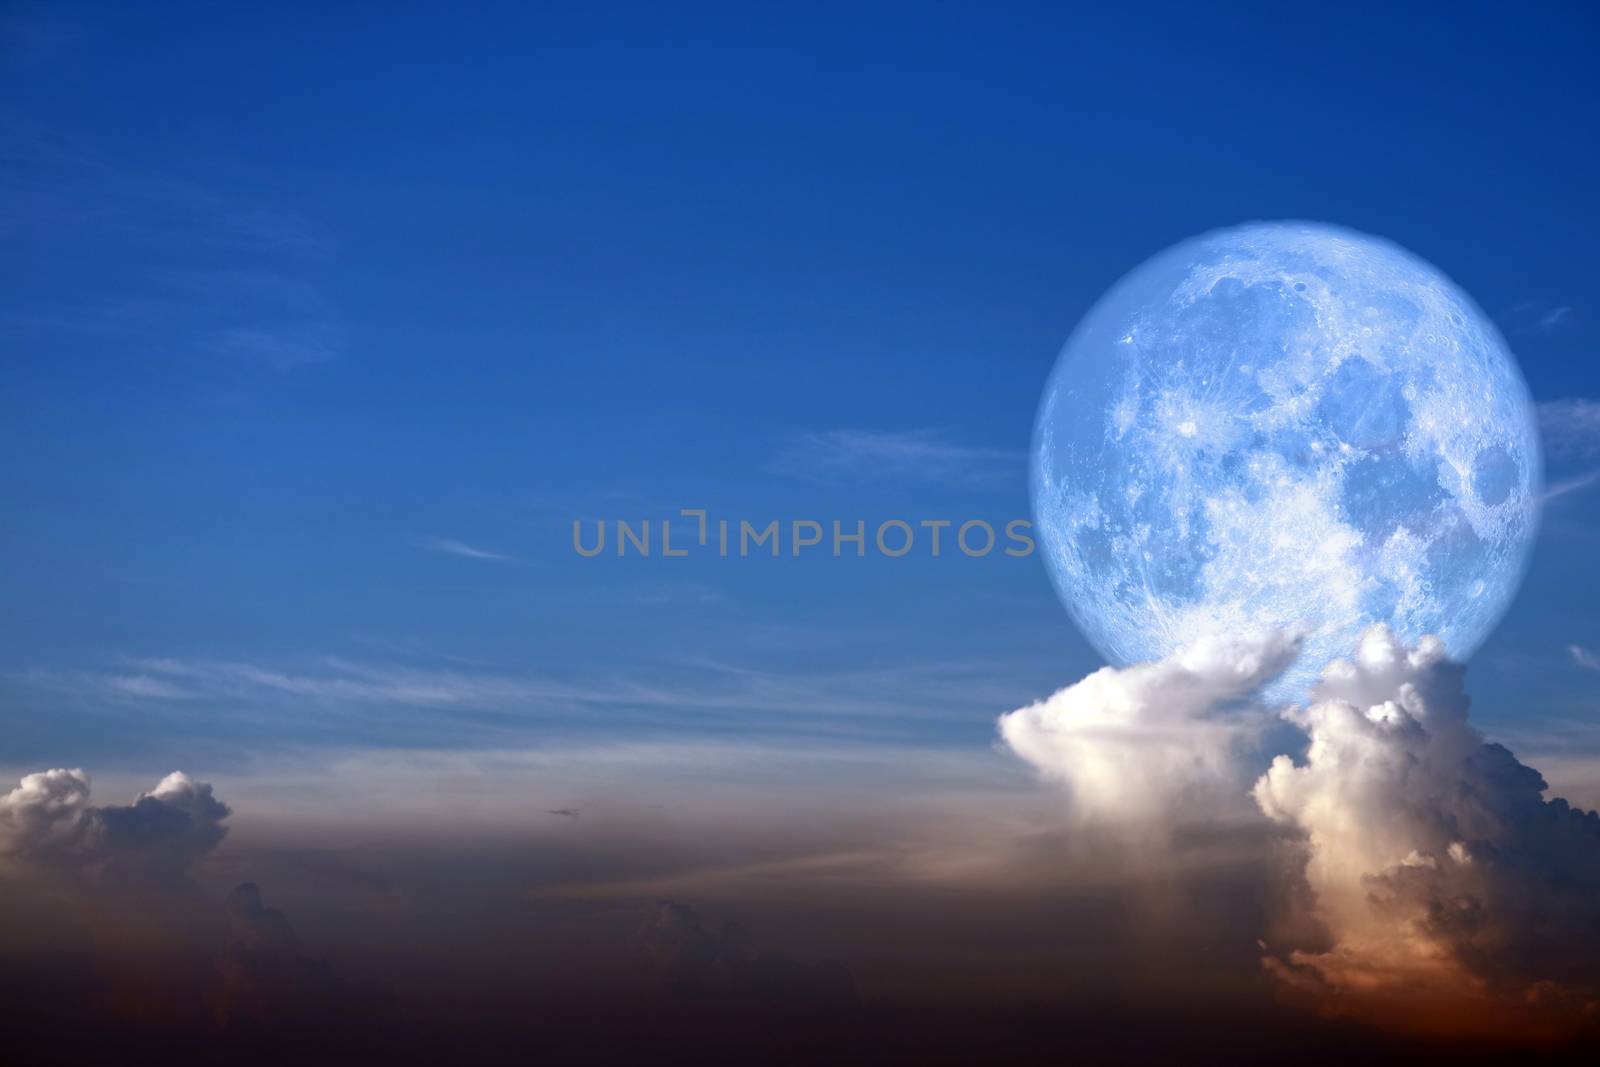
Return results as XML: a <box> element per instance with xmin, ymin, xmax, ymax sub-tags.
<box><xmin>3</xmin><ymin>628</ymin><xmax>1600</xmax><ymax>1045</ymax></box>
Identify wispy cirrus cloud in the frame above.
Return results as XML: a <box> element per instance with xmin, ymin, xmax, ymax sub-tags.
<box><xmin>0</xmin><ymin>117</ymin><xmax>342</xmax><ymax>384</ymax></box>
<box><xmin>1538</xmin><ymin>305</ymin><xmax>1575</xmax><ymax>331</ymax></box>
<box><xmin>1506</xmin><ymin>300</ymin><xmax>1577</xmax><ymax>336</ymax></box>
<box><xmin>15</xmin><ymin>648</ymin><xmax>1046</xmax><ymax>755</ymax></box>
<box><xmin>768</xmin><ymin>429</ymin><xmax>1024</xmax><ymax>490</ymax></box>
<box><xmin>1543</xmin><ymin>469</ymin><xmax>1600</xmax><ymax>506</ymax></box>
<box><xmin>412</xmin><ymin>537</ymin><xmax>518</xmax><ymax>563</ymax></box>
<box><xmin>103</xmin><ymin>674</ymin><xmax>199</xmax><ymax>700</ymax></box>
<box><xmin>1568</xmin><ymin>644</ymin><xmax>1600</xmax><ymax>671</ymax></box>
<box><xmin>206</xmin><ymin>321</ymin><xmax>344</xmax><ymax>372</ymax></box>
<box><xmin>1538</xmin><ymin>399</ymin><xmax>1600</xmax><ymax>463</ymax></box>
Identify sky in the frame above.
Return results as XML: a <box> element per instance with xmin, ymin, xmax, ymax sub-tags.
<box><xmin>3</xmin><ymin>3</ymin><xmax>1600</xmax><ymax>1060</ymax></box>
<box><xmin>4</xmin><ymin>2</ymin><xmax>1598</xmax><ymax>772</ymax></box>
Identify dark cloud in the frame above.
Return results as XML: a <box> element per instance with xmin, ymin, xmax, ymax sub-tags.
<box><xmin>226</xmin><ymin>882</ymin><xmax>299</xmax><ymax>952</ymax></box>
<box><xmin>215</xmin><ymin>881</ymin><xmax>389</xmax><ymax>1032</ymax></box>
<box><xmin>638</xmin><ymin>900</ymin><xmax>855</xmax><ymax>1006</ymax></box>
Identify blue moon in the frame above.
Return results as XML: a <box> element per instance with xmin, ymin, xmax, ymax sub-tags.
<box><xmin>1032</xmin><ymin>222</ymin><xmax>1542</xmax><ymax>699</ymax></box>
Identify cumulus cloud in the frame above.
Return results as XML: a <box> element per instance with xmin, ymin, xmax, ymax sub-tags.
<box><xmin>0</xmin><ymin>768</ymin><xmax>98</xmax><ymax>860</ymax></box>
<box><xmin>1254</xmin><ymin>627</ymin><xmax>1600</xmax><ymax>1016</ymax></box>
<box><xmin>997</xmin><ymin>629</ymin><xmax>1302</xmax><ymax>824</ymax></box>
<box><xmin>0</xmin><ymin>768</ymin><xmax>230</xmax><ymax>881</ymax></box>
<box><xmin>1000</xmin><ymin>623</ymin><xmax>1600</xmax><ymax>1029</ymax></box>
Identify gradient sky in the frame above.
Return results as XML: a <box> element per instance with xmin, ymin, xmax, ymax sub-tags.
<box><xmin>2</xmin><ymin>1</ymin><xmax>1598</xmax><ymax>771</ymax></box>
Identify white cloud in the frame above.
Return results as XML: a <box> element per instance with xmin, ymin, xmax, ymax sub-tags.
<box><xmin>0</xmin><ymin>768</ymin><xmax>97</xmax><ymax>859</ymax></box>
<box><xmin>997</xmin><ymin>629</ymin><xmax>1302</xmax><ymax>824</ymax></box>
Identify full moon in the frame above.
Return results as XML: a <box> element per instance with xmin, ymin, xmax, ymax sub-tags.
<box><xmin>1032</xmin><ymin>222</ymin><xmax>1541</xmax><ymax>698</ymax></box>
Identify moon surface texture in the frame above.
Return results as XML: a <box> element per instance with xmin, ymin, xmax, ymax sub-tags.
<box><xmin>1033</xmin><ymin>222</ymin><xmax>1541</xmax><ymax>699</ymax></box>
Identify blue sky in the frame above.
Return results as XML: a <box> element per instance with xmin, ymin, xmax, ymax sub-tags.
<box><xmin>2</xmin><ymin>1</ymin><xmax>1598</xmax><ymax>769</ymax></box>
